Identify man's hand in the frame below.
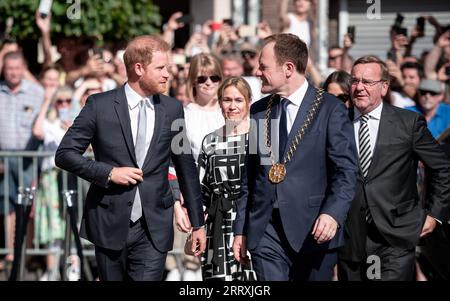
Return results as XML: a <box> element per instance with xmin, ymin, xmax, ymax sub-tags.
<box><xmin>35</xmin><ymin>10</ymin><xmax>51</xmax><ymax>34</ymax></box>
<box><xmin>312</xmin><ymin>214</ymin><xmax>338</xmax><ymax>244</ymax></box>
<box><xmin>191</xmin><ymin>227</ymin><xmax>206</xmax><ymax>257</ymax></box>
<box><xmin>110</xmin><ymin>167</ymin><xmax>143</xmax><ymax>185</ymax></box>
<box><xmin>174</xmin><ymin>200</ymin><xmax>192</xmax><ymax>233</ymax></box>
<box><xmin>166</xmin><ymin>12</ymin><xmax>185</xmax><ymax>31</ymax></box>
<box><xmin>232</xmin><ymin>235</ymin><xmax>249</xmax><ymax>264</ymax></box>
<box><xmin>420</xmin><ymin>215</ymin><xmax>437</xmax><ymax>238</ymax></box>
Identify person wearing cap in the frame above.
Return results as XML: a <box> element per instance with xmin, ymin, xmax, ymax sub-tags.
<box><xmin>338</xmin><ymin>55</ymin><xmax>450</xmax><ymax>281</ymax></box>
<box><xmin>238</xmin><ymin>42</ymin><xmax>264</xmax><ymax>103</ymax></box>
<box><xmin>406</xmin><ymin>79</ymin><xmax>450</xmax><ymax>139</ymax></box>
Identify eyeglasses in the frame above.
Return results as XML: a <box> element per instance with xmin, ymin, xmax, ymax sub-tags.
<box><xmin>56</xmin><ymin>98</ymin><xmax>72</xmax><ymax>105</ymax></box>
<box><xmin>350</xmin><ymin>78</ymin><xmax>385</xmax><ymax>87</ymax></box>
<box><xmin>241</xmin><ymin>50</ymin><xmax>257</xmax><ymax>59</ymax></box>
<box><xmin>197</xmin><ymin>75</ymin><xmax>221</xmax><ymax>84</ymax></box>
<box><xmin>221</xmin><ymin>49</ymin><xmax>238</xmax><ymax>56</ymax></box>
<box><xmin>328</xmin><ymin>55</ymin><xmax>342</xmax><ymax>61</ymax></box>
<box><xmin>336</xmin><ymin>94</ymin><xmax>350</xmax><ymax>102</ymax></box>
<box><xmin>419</xmin><ymin>89</ymin><xmax>440</xmax><ymax>97</ymax></box>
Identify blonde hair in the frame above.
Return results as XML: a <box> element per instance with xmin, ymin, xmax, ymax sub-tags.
<box><xmin>47</xmin><ymin>85</ymin><xmax>74</xmax><ymax>122</ymax></box>
<box><xmin>186</xmin><ymin>53</ymin><xmax>223</xmax><ymax>101</ymax></box>
<box><xmin>218</xmin><ymin>76</ymin><xmax>252</xmax><ymax>105</ymax></box>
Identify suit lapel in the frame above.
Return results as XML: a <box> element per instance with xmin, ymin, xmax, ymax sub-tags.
<box><xmin>366</xmin><ymin>103</ymin><xmax>394</xmax><ymax>179</ymax></box>
<box><xmin>142</xmin><ymin>94</ymin><xmax>164</xmax><ymax>170</ymax></box>
<box><xmin>114</xmin><ymin>86</ymin><xmax>137</xmax><ymax>166</ymax></box>
<box><xmin>283</xmin><ymin>84</ymin><xmax>316</xmax><ymax>157</ymax></box>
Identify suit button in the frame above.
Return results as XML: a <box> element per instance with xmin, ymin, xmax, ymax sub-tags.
<box><xmin>128</xmin><ymin>201</ymin><xmax>132</xmax><ymax>206</ymax></box>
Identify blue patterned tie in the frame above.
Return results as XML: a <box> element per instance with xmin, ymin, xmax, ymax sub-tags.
<box><xmin>279</xmin><ymin>98</ymin><xmax>289</xmax><ymax>160</ymax></box>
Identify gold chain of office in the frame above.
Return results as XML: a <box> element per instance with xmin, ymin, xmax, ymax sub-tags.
<box><xmin>264</xmin><ymin>88</ymin><xmax>324</xmax><ymax>184</ymax></box>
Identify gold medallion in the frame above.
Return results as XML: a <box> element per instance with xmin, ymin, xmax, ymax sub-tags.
<box><xmin>268</xmin><ymin>163</ymin><xmax>286</xmax><ymax>184</ymax></box>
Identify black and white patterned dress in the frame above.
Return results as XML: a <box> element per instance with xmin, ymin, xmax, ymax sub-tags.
<box><xmin>198</xmin><ymin>131</ymin><xmax>256</xmax><ymax>281</ymax></box>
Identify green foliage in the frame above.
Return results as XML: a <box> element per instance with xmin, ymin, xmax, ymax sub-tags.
<box><xmin>0</xmin><ymin>0</ymin><xmax>162</xmax><ymax>42</ymax></box>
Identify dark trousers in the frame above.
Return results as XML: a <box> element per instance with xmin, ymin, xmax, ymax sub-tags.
<box><xmin>94</xmin><ymin>218</ymin><xmax>167</xmax><ymax>281</ymax></box>
<box><xmin>250</xmin><ymin>209</ymin><xmax>337</xmax><ymax>281</ymax></box>
<box><xmin>338</xmin><ymin>222</ymin><xmax>415</xmax><ymax>281</ymax></box>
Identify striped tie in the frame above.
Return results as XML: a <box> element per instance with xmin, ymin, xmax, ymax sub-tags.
<box><xmin>359</xmin><ymin>114</ymin><xmax>372</xmax><ymax>178</ymax></box>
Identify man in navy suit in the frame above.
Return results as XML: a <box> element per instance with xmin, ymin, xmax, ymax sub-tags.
<box><xmin>232</xmin><ymin>34</ymin><xmax>358</xmax><ymax>280</ymax></box>
<box><xmin>55</xmin><ymin>36</ymin><xmax>206</xmax><ymax>280</ymax></box>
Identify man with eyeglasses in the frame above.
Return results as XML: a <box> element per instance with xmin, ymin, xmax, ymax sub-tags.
<box><xmin>406</xmin><ymin>79</ymin><xmax>450</xmax><ymax>139</ymax></box>
<box><xmin>338</xmin><ymin>55</ymin><xmax>450</xmax><ymax>281</ymax></box>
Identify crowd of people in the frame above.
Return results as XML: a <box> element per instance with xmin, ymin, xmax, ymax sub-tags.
<box><xmin>0</xmin><ymin>0</ymin><xmax>449</xmax><ymax>281</ymax></box>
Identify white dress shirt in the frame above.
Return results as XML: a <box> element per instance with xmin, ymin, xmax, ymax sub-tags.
<box><xmin>282</xmin><ymin>79</ymin><xmax>309</xmax><ymax>135</ymax></box>
<box><xmin>125</xmin><ymin>83</ymin><xmax>154</xmax><ymax>154</ymax></box>
<box><xmin>353</xmin><ymin>102</ymin><xmax>383</xmax><ymax>157</ymax></box>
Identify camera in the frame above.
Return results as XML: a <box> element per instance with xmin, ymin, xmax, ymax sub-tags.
<box><xmin>394</xmin><ymin>13</ymin><xmax>404</xmax><ymax>28</ymax></box>
<box><xmin>347</xmin><ymin>25</ymin><xmax>356</xmax><ymax>43</ymax></box>
<box><xmin>209</xmin><ymin>22</ymin><xmax>222</xmax><ymax>32</ymax></box>
<box><xmin>238</xmin><ymin>25</ymin><xmax>258</xmax><ymax>38</ymax></box>
<box><xmin>416</xmin><ymin>17</ymin><xmax>425</xmax><ymax>33</ymax></box>
<box><xmin>89</xmin><ymin>48</ymin><xmax>104</xmax><ymax>60</ymax></box>
<box><xmin>175</xmin><ymin>15</ymin><xmax>193</xmax><ymax>24</ymax></box>
<box><xmin>38</xmin><ymin>0</ymin><xmax>53</xmax><ymax>18</ymax></box>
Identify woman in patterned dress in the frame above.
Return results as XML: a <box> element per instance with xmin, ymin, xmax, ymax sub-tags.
<box><xmin>32</xmin><ymin>85</ymin><xmax>74</xmax><ymax>280</ymax></box>
<box><xmin>198</xmin><ymin>77</ymin><xmax>256</xmax><ymax>281</ymax></box>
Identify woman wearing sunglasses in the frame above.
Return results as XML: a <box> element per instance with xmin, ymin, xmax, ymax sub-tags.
<box><xmin>32</xmin><ymin>85</ymin><xmax>75</xmax><ymax>280</ymax></box>
<box><xmin>184</xmin><ymin>53</ymin><xmax>225</xmax><ymax>162</ymax></box>
<box><xmin>173</xmin><ymin>54</ymin><xmax>225</xmax><ymax>280</ymax></box>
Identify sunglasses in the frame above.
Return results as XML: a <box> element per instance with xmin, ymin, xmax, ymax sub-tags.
<box><xmin>221</xmin><ymin>49</ymin><xmax>238</xmax><ymax>56</ymax></box>
<box><xmin>336</xmin><ymin>94</ymin><xmax>350</xmax><ymax>102</ymax></box>
<box><xmin>197</xmin><ymin>75</ymin><xmax>221</xmax><ymax>84</ymax></box>
<box><xmin>419</xmin><ymin>89</ymin><xmax>440</xmax><ymax>96</ymax></box>
<box><xmin>56</xmin><ymin>98</ymin><xmax>72</xmax><ymax>105</ymax></box>
<box><xmin>241</xmin><ymin>50</ymin><xmax>257</xmax><ymax>59</ymax></box>
<box><xmin>328</xmin><ymin>55</ymin><xmax>342</xmax><ymax>61</ymax></box>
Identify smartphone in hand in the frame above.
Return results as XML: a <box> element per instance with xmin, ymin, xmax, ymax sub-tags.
<box><xmin>175</xmin><ymin>15</ymin><xmax>193</xmax><ymax>24</ymax></box>
<box><xmin>38</xmin><ymin>0</ymin><xmax>53</xmax><ymax>18</ymax></box>
<box><xmin>347</xmin><ymin>26</ymin><xmax>356</xmax><ymax>43</ymax></box>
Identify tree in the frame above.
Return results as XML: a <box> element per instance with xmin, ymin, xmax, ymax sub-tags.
<box><xmin>0</xmin><ymin>0</ymin><xmax>162</xmax><ymax>43</ymax></box>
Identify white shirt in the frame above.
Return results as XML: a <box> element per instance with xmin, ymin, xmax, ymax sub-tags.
<box><xmin>286</xmin><ymin>13</ymin><xmax>311</xmax><ymax>47</ymax></box>
<box><xmin>391</xmin><ymin>91</ymin><xmax>415</xmax><ymax>108</ymax></box>
<box><xmin>282</xmin><ymin>80</ymin><xmax>309</xmax><ymax>135</ymax></box>
<box><xmin>353</xmin><ymin>102</ymin><xmax>383</xmax><ymax>157</ymax></box>
<box><xmin>184</xmin><ymin>103</ymin><xmax>225</xmax><ymax>162</ymax></box>
<box><xmin>42</xmin><ymin>118</ymin><xmax>66</xmax><ymax>171</ymax></box>
<box><xmin>125</xmin><ymin>83</ymin><xmax>154</xmax><ymax>155</ymax></box>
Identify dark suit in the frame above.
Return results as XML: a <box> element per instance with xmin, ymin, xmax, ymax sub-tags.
<box><xmin>234</xmin><ymin>84</ymin><xmax>358</xmax><ymax>280</ymax></box>
<box><xmin>55</xmin><ymin>86</ymin><xmax>203</xmax><ymax>280</ymax></box>
<box><xmin>338</xmin><ymin>103</ymin><xmax>450</xmax><ymax>281</ymax></box>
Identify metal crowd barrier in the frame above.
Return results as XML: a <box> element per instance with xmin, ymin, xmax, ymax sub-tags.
<box><xmin>0</xmin><ymin>151</ymin><xmax>187</xmax><ymax>281</ymax></box>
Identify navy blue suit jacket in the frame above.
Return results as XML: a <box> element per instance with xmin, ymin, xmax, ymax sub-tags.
<box><xmin>55</xmin><ymin>86</ymin><xmax>204</xmax><ymax>252</ymax></box>
<box><xmin>233</xmin><ymin>84</ymin><xmax>358</xmax><ymax>252</ymax></box>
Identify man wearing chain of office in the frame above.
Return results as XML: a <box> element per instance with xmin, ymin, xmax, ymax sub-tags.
<box><xmin>232</xmin><ymin>33</ymin><xmax>359</xmax><ymax>281</ymax></box>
